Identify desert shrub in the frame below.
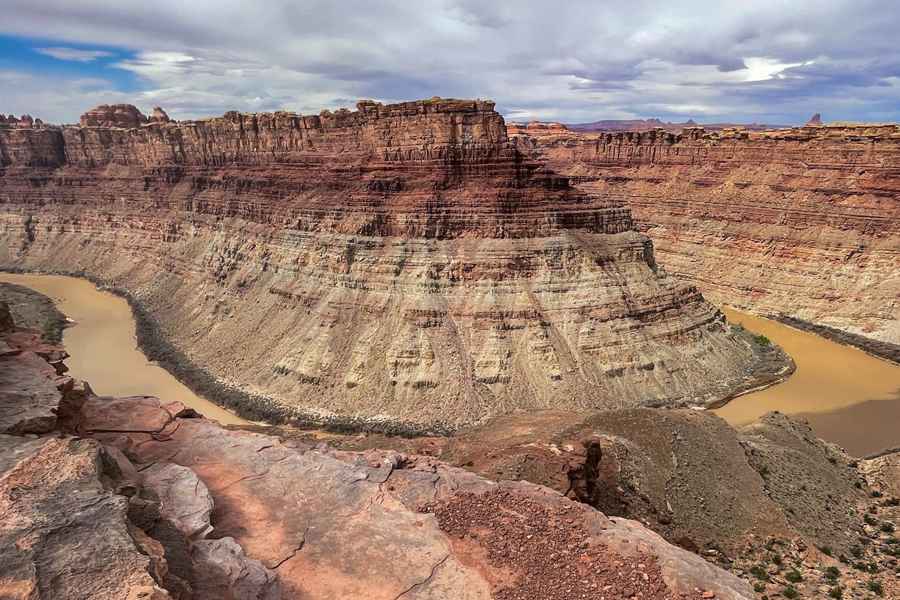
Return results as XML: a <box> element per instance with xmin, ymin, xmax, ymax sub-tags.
<box><xmin>754</xmin><ymin>334</ymin><xmax>771</xmax><ymax>346</ymax></box>
<box><xmin>881</xmin><ymin>522</ymin><xmax>895</xmax><ymax>534</ymax></box>
<box><xmin>827</xmin><ymin>585</ymin><xmax>842</xmax><ymax>599</ymax></box>
<box><xmin>865</xmin><ymin>513</ymin><xmax>878</xmax><ymax>526</ymax></box>
<box><xmin>750</xmin><ymin>564</ymin><xmax>770</xmax><ymax>581</ymax></box>
<box><xmin>867</xmin><ymin>579</ymin><xmax>884</xmax><ymax>596</ymax></box>
<box><xmin>824</xmin><ymin>566</ymin><xmax>840</xmax><ymax>581</ymax></box>
<box><xmin>785</xmin><ymin>569</ymin><xmax>803</xmax><ymax>583</ymax></box>
<box><xmin>820</xmin><ymin>546</ymin><xmax>834</xmax><ymax>557</ymax></box>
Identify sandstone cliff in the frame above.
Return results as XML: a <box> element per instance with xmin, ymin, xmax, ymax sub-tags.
<box><xmin>0</xmin><ymin>99</ymin><xmax>782</xmax><ymax>429</ymax></box>
<box><xmin>514</xmin><ymin>125</ymin><xmax>900</xmax><ymax>344</ymax></box>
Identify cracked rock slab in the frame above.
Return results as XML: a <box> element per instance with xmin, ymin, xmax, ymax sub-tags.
<box><xmin>79</xmin><ymin>395</ymin><xmax>754</xmax><ymax>599</ymax></box>
<box><xmin>0</xmin><ymin>435</ymin><xmax>170</xmax><ymax>599</ymax></box>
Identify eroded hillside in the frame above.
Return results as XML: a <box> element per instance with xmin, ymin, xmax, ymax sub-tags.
<box><xmin>0</xmin><ymin>100</ymin><xmax>784</xmax><ymax>429</ymax></box>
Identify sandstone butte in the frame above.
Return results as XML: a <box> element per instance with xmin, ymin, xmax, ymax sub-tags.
<box><xmin>0</xmin><ymin>99</ymin><xmax>786</xmax><ymax>430</ymax></box>
<box><xmin>0</xmin><ymin>301</ymin><xmax>757</xmax><ymax>600</ymax></box>
<box><xmin>509</xmin><ymin>122</ymin><xmax>900</xmax><ymax>346</ymax></box>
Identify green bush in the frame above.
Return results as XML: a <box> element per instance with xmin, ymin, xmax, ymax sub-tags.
<box><xmin>785</xmin><ymin>569</ymin><xmax>803</xmax><ymax>583</ymax></box>
<box><xmin>828</xmin><ymin>585</ymin><xmax>843</xmax><ymax>599</ymax></box>
<box><xmin>824</xmin><ymin>566</ymin><xmax>840</xmax><ymax>581</ymax></box>
<box><xmin>782</xmin><ymin>585</ymin><xmax>798</xmax><ymax>599</ymax></box>
<box><xmin>864</xmin><ymin>513</ymin><xmax>878</xmax><ymax>526</ymax></box>
<box><xmin>820</xmin><ymin>545</ymin><xmax>834</xmax><ymax>557</ymax></box>
<box><xmin>750</xmin><ymin>564</ymin><xmax>770</xmax><ymax>581</ymax></box>
<box><xmin>881</xmin><ymin>522</ymin><xmax>895</xmax><ymax>534</ymax></box>
<box><xmin>867</xmin><ymin>579</ymin><xmax>884</xmax><ymax>596</ymax></box>
<box><xmin>754</xmin><ymin>334</ymin><xmax>771</xmax><ymax>346</ymax></box>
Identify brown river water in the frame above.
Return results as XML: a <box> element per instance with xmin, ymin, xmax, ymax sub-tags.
<box><xmin>715</xmin><ymin>308</ymin><xmax>900</xmax><ymax>456</ymax></box>
<box><xmin>0</xmin><ymin>273</ymin><xmax>246</xmax><ymax>425</ymax></box>
<box><xmin>1</xmin><ymin>273</ymin><xmax>898</xmax><ymax>454</ymax></box>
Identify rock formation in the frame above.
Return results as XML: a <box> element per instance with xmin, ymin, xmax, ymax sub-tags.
<box><xmin>512</xmin><ymin>124</ymin><xmax>900</xmax><ymax>344</ymax></box>
<box><xmin>805</xmin><ymin>113</ymin><xmax>823</xmax><ymax>126</ymax></box>
<box><xmin>0</xmin><ymin>99</ymin><xmax>783</xmax><ymax>429</ymax></box>
<box><xmin>0</xmin><ymin>299</ymin><xmax>757</xmax><ymax>599</ymax></box>
<box><xmin>150</xmin><ymin>106</ymin><xmax>171</xmax><ymax>123</ymax></box>
<box><xmin>79</xmin><ymin>103</ymin><xmax>149</xmax><ymax>128</ymax></box>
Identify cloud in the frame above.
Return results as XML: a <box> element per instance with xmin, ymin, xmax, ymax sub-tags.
<box><xmin>35</xmin><ymin>46</ymin><xmax>113</xmax><ymax>62</ymax></box>
<box><xmin>1</xmin><ymin>0</ymin><xmax>899</xmax><ymax>124</ymax></box>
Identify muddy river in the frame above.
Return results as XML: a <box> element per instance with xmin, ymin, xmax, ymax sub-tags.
<box><xmin>2</xmin><ymin>273</ymin><xmax>898</xmax><ymax>454</ymax></box>
<box><xmin>715</xmin><ymin>307</ymin><xmax>900</xmax><ymax>456</ymax></box>
<box><xmin>0</xmin><ymin>272</ymin><xmax>246</xmax><ymax>425</ymax></box>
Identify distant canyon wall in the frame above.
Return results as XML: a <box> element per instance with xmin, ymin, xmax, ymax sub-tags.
<box><xmin>0</xmin><ymin>100</ymin><xmax>775</xmax><ymax>429</ymax></box>
<box><xmin>513</xmin><ymin>125</ymin><xmax>900</xmax><ymax>343</ymax></box>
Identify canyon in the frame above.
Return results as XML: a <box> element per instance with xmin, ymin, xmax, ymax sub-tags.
<box><xmin>0</xmin><ymin>100</ymin><xmax>784</xmax><ymax>431</ymax></box>
<box><xmin>0</xmin><ymin>295</ymin><xmax>759</xmax><ymax>600</ymax></box>
<box><xmin>510</xmin><ymin>122</ymin><xmax>900</xmax><ymax>347</ymax></box>
<box><xmin>2</xmin><ymin>281</ymin><xmax>897</xmax><ymax>600</ymax></box>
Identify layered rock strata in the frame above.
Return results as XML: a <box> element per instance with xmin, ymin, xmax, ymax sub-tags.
<box><xmin>0</xmin><ymin>99</ymin><xmax>779</xmax><ymax>428</ymax></box>
<box><xmin>0</xmin><ymin>301</ymin><xmax>755</xmax><ymax>599</ymax></box>
<box><xmin>512</xmin><ymin>124</ymin><xmax>900</xmax><ymax>345</ymax></box>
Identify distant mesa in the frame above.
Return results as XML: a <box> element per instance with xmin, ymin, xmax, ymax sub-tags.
<box><xmin>506</xmin><ymin>121</ymin><xmax>569</xmax><ymax>136</ymax></box>
<box><xmin>806</xmin><ymin>112</ymin><xmax>823</xmax><ymax>126</ymax></box>
<box><xmin>567</xmin><ymin>117</ymin><xmax>785</xmax><ymax>133</ymax></box>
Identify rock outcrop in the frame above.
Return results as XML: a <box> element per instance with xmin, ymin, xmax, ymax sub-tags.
<box><xmin>79</xmin><ymin>103</ymin><xmax>149</xmax><ymax>128</ymax></box>
<box><xmin>513</xmin><ymin>124</ymin><xmax>900</xmax><ymax>344</ymax></box>
<box><xmin>0</xmin><ymin>99</ymin><xmax>783</xmax><ymax>429</ymax></box>
<box><xmin>0</xmin><ymin>295</ymin><xmax>756</xmax><ymax>599</ymax></box>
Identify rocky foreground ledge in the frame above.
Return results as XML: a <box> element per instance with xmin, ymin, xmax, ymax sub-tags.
<box><xmin>0</xmin><ymin>302</ymin><xmax>754</xmax><ymax>599</ymax></box>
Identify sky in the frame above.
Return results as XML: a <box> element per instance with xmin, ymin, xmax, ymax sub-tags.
<box><xmin>2</xmin><ymin>0</ymin><xmax>899</xmax><ymax>125</ymax></box>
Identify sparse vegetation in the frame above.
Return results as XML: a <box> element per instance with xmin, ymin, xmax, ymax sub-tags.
<box><xmin>754</xmin><ymin>334</ymin><xmax>771</xmax><ymax>346</ymax></box>
<box><xmin>827</xmin><ymin>585</ymin><xmax>843</xmax><ymax>599</ymax></box>
<box><xmin>750</xmin><ymin>564</ymin><xmax>770</xmax><ymax>581</ymax></box>
<box><xmin>785</xmin><ymin>569</ymin><xmax>803</xmax><ymax>583</ymax></box>
<box><xmin>782</xmin><ymin>585</ymin><xmax>798</xmax><ymax>598</ymax></box>
<box><xmin>820</xmin><ymin>546</ymin><xmax>834</xmax><ymax>557</ymax></box>
<box><xmin>867</xmin><ymin>579</ymin><xmax>884</xmax><ymax>596</ymax></box>
<box><xmin>880</xmin><ymin>522</ymin><xmax>895</xmax><ymax>534</ymax></box>
<box><xmin>824</xmin><ymin>566</ymin><xmax>840</xmax><ymax>581</ymax></box>
<box><xmin>864</xmin><ymin>513</ymin><xmax>879</xmax><ymax>527</ymax></box>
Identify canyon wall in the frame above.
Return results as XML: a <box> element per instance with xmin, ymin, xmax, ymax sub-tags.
<box><xmin>0</xmin><ymin>99</ymin><xmax>778</xmax><ymax>429</ymax></box>
<box><xmin>514</xmin><ymin>125</ymin><xmax>900</xmax><ymax>344</ymax></box>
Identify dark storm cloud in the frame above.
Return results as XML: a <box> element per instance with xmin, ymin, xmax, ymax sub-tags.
<box><xmin>1</xmin><ymin>0</ymin><xmax>899</xmax><ymax>124</ymax></box>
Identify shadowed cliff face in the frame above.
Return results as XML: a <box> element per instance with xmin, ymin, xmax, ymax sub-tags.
<box><xmin>512</xmin><ymin>125</ymin><xmax>900</xmax><ymax>345</ymax></box>
<box><xmin>0</xmin><ymin>99</ymin><xmax>782</xmax><ymax>429</ymax></box>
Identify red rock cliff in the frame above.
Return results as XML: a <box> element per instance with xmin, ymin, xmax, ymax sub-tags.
<box><xmin>0</xmin><ymin>99</ymin><xmax>779</xmax><ymax>428</ymax></box>
<box><xmin>517</xmin><ymin>125</ymin><xmax>900</xmax><ymax>343</ymax></box>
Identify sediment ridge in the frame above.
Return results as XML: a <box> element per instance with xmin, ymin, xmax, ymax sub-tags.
<box><xmin>0</xmin><ymin>99</ymin><xmax>783</xmax><ymax>429</ymax></box>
